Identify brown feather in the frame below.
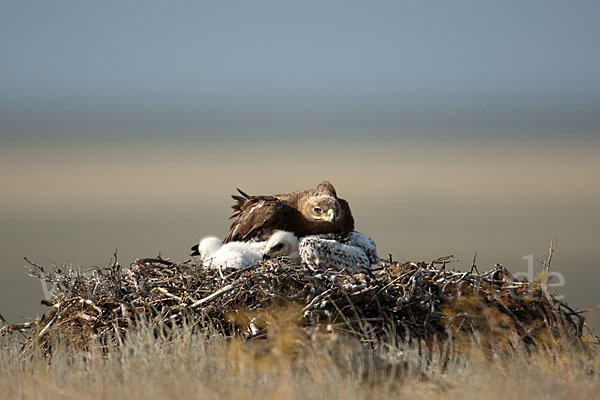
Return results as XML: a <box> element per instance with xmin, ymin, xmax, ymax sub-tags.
<box><xmin>315</xmin><ymin>180</ymin><xmax>337</xmax><ymax>196</ymax></box>
<box><xmin>236</xmin><ymin>188</ymin><xmax>251</xmax><ymax>198</ymax></box>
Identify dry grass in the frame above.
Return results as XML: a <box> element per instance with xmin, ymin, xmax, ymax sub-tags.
<box><xmin>1</xmin><ymin>318</ymin><xmax>599</xmax><ymax>400</ymax></box>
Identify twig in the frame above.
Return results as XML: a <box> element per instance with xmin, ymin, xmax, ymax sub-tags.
<box><xmin>545</xmin><ymin>238</ymin><xmax>555</xmax><ymax>272</ymax></box>
<box><xmin>111</xmin><ymin>249</ymin><xmax>119</xmax><ymax>268</ymax></box>
<box><xmin>538</xmin><ymin>239</ymin><xmax>555</xmax><ymax>272</ymax></box>
<box><xmin>24</xmin><ymin>256</ymin><xmax>44</xmax><ymax>270</ymax></box>
<box><xmin>300</xmin><ymin>288</ymin><xmax>333</xmax><ymax>316</ymax></box>
<box><xmin>157</xmin><ymin>288</ymin><xmax>183</xmax><ymax>302</ymax></box>
<box><xmin>134</xmin><ymin>258</ymin><xmax>174</xmax><ymax>266</ymax></box>
<box><xmin>190</xmin><ymin>284</ymin><xmax>234</xmax><ymax>308</ymax></box>
<box><xmin>38</xmin><ymin>315</ymin><xmax>57</xmax><ymax>337</ymax></box>
<box><xmin>223</xmin><ymin>265</ymin><xmax>256</xmax><ymax>280</ymax></box>
<box><xmin>470</xmin><ymin>252</ymin><xmax>479</xmax><ymax>274</ymax></box>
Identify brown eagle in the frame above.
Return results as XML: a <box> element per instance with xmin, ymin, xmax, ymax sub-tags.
<box><xmin>224</xmin><ymin>181</ymin><xmax>354</xmax><ymax>243</ymax></box>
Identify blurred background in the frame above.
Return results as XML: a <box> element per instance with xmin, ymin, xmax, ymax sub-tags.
<box><xmin>1</xmin><ymin>1</ymin><xmax>598</xmax><ymax>327</ymax></box>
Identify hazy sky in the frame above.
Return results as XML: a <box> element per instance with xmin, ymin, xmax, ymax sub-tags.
<box><xmin>1</xmin><ymin>0</ymin><xmax>600</xmax><ymax>140</ymax></box>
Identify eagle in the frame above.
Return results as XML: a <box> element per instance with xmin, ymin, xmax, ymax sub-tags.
<box><xmin>299</xmin><ymin>231</ymin><xmax>379</xmax><ymax>273</ymax></box>
<box><xmin>192</xmin><ymin>231</ymin><xmax>300</xmax><ymax>269</ymax></box>
<box><xmin>225</xmin><ymin>181</ymin><xmax>354</xmax><ymax>243</ymax></box>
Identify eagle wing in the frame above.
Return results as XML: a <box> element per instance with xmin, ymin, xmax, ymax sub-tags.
<box><xmin>338</xmin><ymin>198</ymin><xmax>355</xmax><ymax>232</ymax></box>
<box><xmin>224</xmin><ymin>189</ymin><xmax>286</xmax><ymax>243</ymax></box>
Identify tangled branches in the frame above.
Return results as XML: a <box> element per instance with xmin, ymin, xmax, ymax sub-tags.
<box><xmin>1</xmin><ymin>254</ymin><xmax>596</xmax><ymax>355</ymax></box>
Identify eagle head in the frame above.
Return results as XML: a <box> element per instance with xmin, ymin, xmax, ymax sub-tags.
<box><xmin>304</xmin><ymin>194</ymin><xmax>340</xmax><ymax>223</ymax></box>
<box><xmin>263</xmin><ymin>231</ymin><xmax>299</xmax><ymax>260</ymax></box>
<box><xmin>192</xmin><ymin>236</ymin><xmax>223</xmax><ymax>258</ymax></box>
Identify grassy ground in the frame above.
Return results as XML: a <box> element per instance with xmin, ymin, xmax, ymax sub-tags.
<box><xmin>1</xmin><ymin>320</ymin><xmax>598</xmax><ymax>400</ymax></box>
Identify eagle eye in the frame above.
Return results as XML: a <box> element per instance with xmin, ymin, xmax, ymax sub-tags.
<box><xmin>313</xmin><ymin>207</ymin><xmax>322</xmax><ymax>214</ymax></box>
<box><xmin>273</xmin><ymin>243</ymin><xmax>284</xmax><ymax>250</ymax></box>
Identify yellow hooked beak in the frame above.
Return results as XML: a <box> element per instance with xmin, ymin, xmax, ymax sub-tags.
<box><xmin>263</xmin><ymin>246</ymin><xmax>284</xmax><ymax>260</ymax></box>
<box><xmin>313</xmin><ymin>208</ymin><xmax>336</xmax><ymax>223</ymax></box>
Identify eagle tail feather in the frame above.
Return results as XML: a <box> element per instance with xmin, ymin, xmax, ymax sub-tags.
<box><xmin>236</xmin><ymin>188</ymin><xmax>251</xmax><ymax>198</ymax></box>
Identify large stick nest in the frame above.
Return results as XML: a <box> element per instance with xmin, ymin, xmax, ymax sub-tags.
<box><xmin>1</xmin><ymin>254</ymin><xmax>597</xmax><ymax>354</ymax></box>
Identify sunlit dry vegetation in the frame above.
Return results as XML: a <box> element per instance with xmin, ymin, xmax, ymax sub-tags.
<box><xmin>1</xmin><ymin>318</ymin><xmax>599</xmax><ymax>399</ymax></box>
